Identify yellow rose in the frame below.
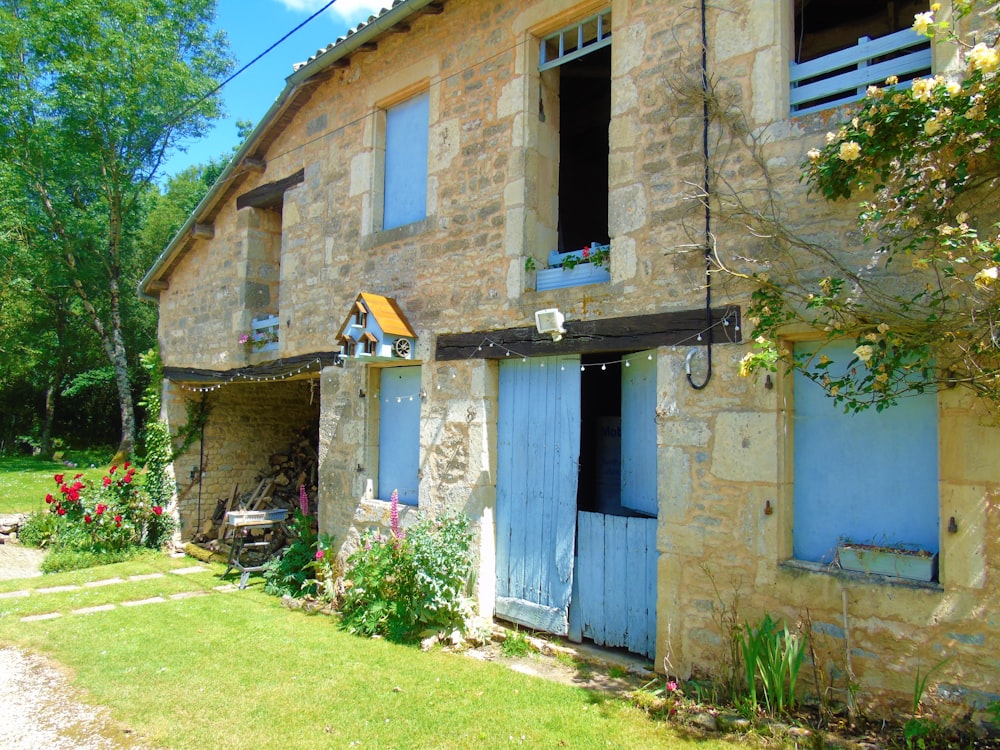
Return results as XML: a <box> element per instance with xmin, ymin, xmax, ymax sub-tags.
<box><xmin>913</xmin><ymin>11</ymin><xmax>934</xmax><ymax>36</ymax></box>
<box><xmin>853</xmin><ymin>344</ymin><xmax>875</xmax><ymax>364</ymax></box>
<box><xmin>924</xmin><ymin>118</ymin><xmax>942</xmax><ymax>136</ymax></box>
<box><xmin>838</xmin><ymin>141</ymin><xmax>861</xmax><ymax>161</ymax></box>
<box><xmin>968</xmin><ymin>43</ymin><xmax>1000</xmax><ymax>74</ymax></box>
<box><xmin>807</xmin><ymin>148</ymin><xmax>822</xmax><ymax>162</ymax></box>
<box><xmin>974</xmin><ymin>267</ymin><xmax>999</xmax><ymax>288</ymax></box>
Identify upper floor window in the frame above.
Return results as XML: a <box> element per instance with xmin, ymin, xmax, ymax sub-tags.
<box><xmin>383</xmin><ymin>91</ymin><xmax>429</xmax><ymax>230</ymax></box>
<box><xmin>790</xmin><ymin>0</ymin><xmax>931</xmax><ymax>115</ymax></box>
<box><xmin>535</xmin><ymin>11</ymin><xmax>611</xmax><ymax>291</ymax></box>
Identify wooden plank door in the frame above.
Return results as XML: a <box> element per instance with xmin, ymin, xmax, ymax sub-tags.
<box><xmin>495</xmin><ymin>355</ymin><xmax>580</xmax><ymax>634</ymax></box>
<box><xmin>621</xmin><ymin>350</ymin><xmax>657</xmax><ymax>515</ymax></box>
<box><xmin>575</xmin><ymin>512</ymin><xmax>658</xmax><ymax>657</ymax></box>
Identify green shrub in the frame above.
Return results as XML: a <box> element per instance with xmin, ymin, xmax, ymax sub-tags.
<box><xmin>263</xmin><ymin>509</ymin><xmax>318</xmax><ymax>598</ymax></box>
<box><xmin>340</xmin><ymin>496</ymin><xmax>474</xmax><ymax>642</ymax></box>
<box><xmin>17</xmin><ymin>510</ymin><xmax>61</xmax><ymax>548</ymax></box>
<box><xmin>41</xmin><ymin>546</ymin><xmax>151</xmax><ymax>574</ymax></box>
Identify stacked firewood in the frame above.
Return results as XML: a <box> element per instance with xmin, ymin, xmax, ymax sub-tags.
<box><xmin>191</xmin><ymin>429</ymin><xmax>318</xmax><ymax>547</ymax></box>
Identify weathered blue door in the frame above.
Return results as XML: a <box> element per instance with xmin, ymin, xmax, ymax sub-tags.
<box><xmin>496</xmin><ymin>355</ymin><xmax>580</xmax><ymax>634</ymax></box>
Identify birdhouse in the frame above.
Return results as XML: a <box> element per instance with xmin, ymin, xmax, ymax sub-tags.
<box><xmin>336</xmin><ymin>293</ymin><xmax>416</xmax><ymax>359</ymax></box>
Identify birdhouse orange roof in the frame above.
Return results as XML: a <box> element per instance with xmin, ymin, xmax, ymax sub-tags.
<box><xmin>335</xmin><ymin>292</ymin><xmax>416</xmax><ymax>341</ymax></box>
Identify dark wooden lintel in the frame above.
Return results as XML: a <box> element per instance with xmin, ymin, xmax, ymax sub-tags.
<box><xmin>435</xmin><ymin>306</ymin><xmax>741</xmax><ymax>361</ymax></box>
<box><xmin>147</xmin><ymin>280</ymin><xmax>169</xmax><ymax>292</ymax></box>
<box><xmin>236</xmin><ymin>169</ymin><xmax>305</xmax><ymax>211</ymax></box>
<box><xmin>423</xmin><ymin>2</ymin><xmax>445</xmax><ymax>14</ymax></box>
<box><xmin>388</xmin><ymin>24</ymin><xmax>411</xmax><ymax>33</ymax></box>
<box><xmin>164</xmin><ymin>351</ymin><xmax>342</xmax><ymax>384</ymax></box>
<box><xmin>358</xmin><ymin>42</ymin><xmax>378</xmax><ymax>52</ymax></box>
<box><xmin>191</xmin><ymin>223</ymin><xmax>214</xmax><ymax>239</ymax></box>
<box><xmin>242</xmin><ymin>157</ymin><xmax>266</xmax><ymax>172</ymax></box>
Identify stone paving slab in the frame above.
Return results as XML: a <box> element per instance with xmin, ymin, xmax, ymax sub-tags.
<box><xmin>21</xmin><ymin>612</ymin><xmax>62</xmax><ymax>622</ymax></box>
<box><xmin>127</xmin><ymin>573</ymin><xmax>165</xmax><ymax>582</ymax></box>
<box><xmin>72</xmin><ymin>604</ymin><xmax>117</xmax><ymax>615</ymax></box>
<box><xmin>36</xmin><ymin>585</ymin><xmax>80</xmax><ymax>594</ymax></box>
<box><xmin>0</xmin><ymin>590</ymin><xmax>30</xmax><ymax>600</ymax></box>
<box><xmin>120</xmin><ymin>596</ymin><xmax>166</xmax><ymax>607</ymax></box>
<box><xmin>83</xmin><ymin>578</ymin><xmax>125</xmax><ymax>588</ymax></box>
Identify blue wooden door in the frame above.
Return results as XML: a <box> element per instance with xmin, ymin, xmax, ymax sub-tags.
<box><xmin>496</xmin><ymin>355</ymin><xmax>580</xmax><ymax>634</ymax></box>
<box><xmin>378</xmin><ymin>366</ymin><xmax>421</xmax><ymax>505</ymax></box>
<box><xmin>621</xmin><ymin>351</ymin><xmax>657</xmax><ymax>515</ymax></box>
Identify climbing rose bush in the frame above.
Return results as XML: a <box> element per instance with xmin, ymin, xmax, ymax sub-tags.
<box><xmin>742</xmin><ymin>0</ymin><xmax>1000</xmax><ymax>412</ymax></box>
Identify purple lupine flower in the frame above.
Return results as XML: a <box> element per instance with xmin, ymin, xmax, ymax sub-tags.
<box><xmin>299</xmin><ymin>484</ymin><xmax>309</xmax><ymax>516</ymax></box>
<box><xmin>389</xmin><ymin>489</ymin><xmax>404</xmax><ymax>540</ymax></box>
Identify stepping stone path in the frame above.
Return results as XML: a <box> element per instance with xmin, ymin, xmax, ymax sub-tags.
<box><xmin>10</xmin><ymin>566</ymin><xmax>244</xmax><ymax>623</ymax></box>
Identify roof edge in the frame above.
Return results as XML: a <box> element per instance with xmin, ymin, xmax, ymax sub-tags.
<box><xmin>139</xmin><ymin>0</ymin><xmax>440</xmax><ymax>302</ymax></box>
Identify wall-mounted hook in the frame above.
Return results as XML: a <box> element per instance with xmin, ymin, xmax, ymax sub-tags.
<box><xmin>358</xmin><ymin>388</ymin><xmax>366</xmax><ymax>398</ymax></box>
<box><xmin>948</xmin><ymin>516</ymin><xmax>958</xmax><ymax>533</ymax></box>
<box><xmin>764</xmin><ymin>500</ymin><xmax>773</xmax><ymax>516</ymax></box>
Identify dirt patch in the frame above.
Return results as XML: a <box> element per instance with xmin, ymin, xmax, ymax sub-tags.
<box><xmin>0</xmin><ymin>648</ymin><xmax>148</xmax><ymax>749</ymax></box>
<box><xmin>0</xmin><ymin>542</ymin><xmax>45</xmax><ymax>580</ymax></box>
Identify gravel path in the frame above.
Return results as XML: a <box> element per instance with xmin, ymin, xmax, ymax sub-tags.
<box><xmin>0</xmin><ymin>647</ymin><xmax>145</xmax><ymax>749</ymax></box>
<box><xmin>0</xmin><ymin>544</ymin><xmax>145</xmax><ymax>749</ymax></box>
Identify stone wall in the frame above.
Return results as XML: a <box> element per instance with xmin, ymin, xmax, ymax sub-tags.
<box><xmin>152</xmin><ymin>0</ymin><xmax>1000</xmax><ymax>715</ymax></box>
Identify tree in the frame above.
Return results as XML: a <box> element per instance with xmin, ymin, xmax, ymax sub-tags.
<box><xmin>0</xmin><ymin>0</ymin><xmax>232</xmax><ymax>459</ymax></box>
<box><xmin>726</xmin><ymin>2</ymin><xmax>1000</xmax><ymax>413</ymax></box>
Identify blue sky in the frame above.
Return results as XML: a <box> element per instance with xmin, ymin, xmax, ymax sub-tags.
<box><xmin>161</xmin><ymin>0</ymin><xmax>386</xmax><ymax>179</ymax></box>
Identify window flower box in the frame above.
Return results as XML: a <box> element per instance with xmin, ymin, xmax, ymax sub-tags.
<box><xmin>836</xmin><ymin>541</ymin><xmax>938</xmax><ymax>582</ymax></box>
<box><xmin>536</xmin><ymin>243</ymin><xmax>611</xmax><ymax>292</ymax></box>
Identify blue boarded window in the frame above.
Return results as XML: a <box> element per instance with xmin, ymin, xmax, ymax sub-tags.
<box><xmin>383</xmin><ymin>92</ymin><xmax>429</xmax><ymax>230</ymax></box>
<box><xmin>792</xmin><ymin>341</ymin><xmax>939</xmax><ymax>564</ymax></box>
<box><xmin>378</xmin><ymin>366</ymin><xmax>421</xmax><ymax>505</ymax></box>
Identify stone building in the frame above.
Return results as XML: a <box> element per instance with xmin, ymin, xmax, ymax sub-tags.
<box><xmin>141</xmin><ymin>0</ymin><xmax>1000</xmax><ymax>715</ymax></box>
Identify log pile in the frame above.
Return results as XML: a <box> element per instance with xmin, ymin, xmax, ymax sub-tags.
<box><xmin>191</xmin><ymin>428</ymin><xmax>318</xmax><ymax>549</ymax></box>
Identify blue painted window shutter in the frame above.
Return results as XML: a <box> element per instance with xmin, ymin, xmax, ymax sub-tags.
<box><xmin>378</xmin><ymin>366</ymin><xmax>421</xmax><ymax>505</ymax></box>
<box><xmin>621</xmin><ymin>350</ymin><xmax>657</xmax><ymax>515</ymax></box>
<box><xmin>793</xmin><ymin>341</ymin><xmax>939</xmax><ymax>562</ymax></box>
<box><xmin>383</xmin><ymin>92</ymin><xmax>429</xmax><ymax>230</ymax></box>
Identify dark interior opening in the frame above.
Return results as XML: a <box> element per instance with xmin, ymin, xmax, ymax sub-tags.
<box><xmin>577</xmin><ymin>353</ymin><xmax>645</xmax><ymax>517</ymax></box>
<box><xmin>794</xmin><ymin>0</ymin><xmax>927</xmax><ymax>62</ymax></box>
<box><xmin>558</xmin><ymin>45</ymin><xmax>611</xmax><ymax>254</ymax></box>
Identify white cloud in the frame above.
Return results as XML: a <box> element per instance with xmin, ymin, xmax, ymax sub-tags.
<box><xmin>273</xmin><ymin>0</ymin><xmax>389</xmax><ymax>26</ymax></box>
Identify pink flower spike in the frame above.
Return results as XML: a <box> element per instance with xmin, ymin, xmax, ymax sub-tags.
<box><xmin>299</xmin><ymin>484</ymin><xmax>309</xmax><ymax>516</ymax></box>
<box><xmin>667</xmin><ymin>680</ymin><xmax>678</xmax><ymax>692</ymax></box>
<box><xmin>315</xmin><ymin>549</ymin><xmax>325</xmax><ymax>560</ymax></box>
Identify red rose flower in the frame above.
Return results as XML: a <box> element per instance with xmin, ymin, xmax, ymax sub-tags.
<box><xmin>66</xmin><ymin>488</ymin><xmax>80</xmax><ymax>502</ymax></box>
<box><xmin>152</xmin><ymin>506</ymin><xmax>163</xmax><ymax>516</ymax></box>
<box><xmin>56</xmin><ymin>506</ymin><xmax>66</xmax><ymax>516</ymax></box>
<box><xmin>95</xmin><ymin>504</ymin><xmax>106</xmax><ymax>515</ymax></box>
<box><xmin>122</xmin><ymin>474</ymin><xmax>132</xmax><ymax>484</ymax></box>
<box><xmin>103</xmin><ymin>476</ymin><xmax>112</xmax><ymax>487</ymax></box>
<box><xmin>54</xmin><ymin>473</ymin><xmax>64</xmax><ymax>484</ymax></box>
<box><xmin>109</xmin><ymin>465</ymin><xmax>117</xmax><ymax>475</ymax></box>
<box><xmin>114</xmin><ymin>515</ymin><xmax>123</xmax><ymax>527</ymax></box>
<box><xmin>123</xmin><ymin>461</ymin><xmax>131</xmax><ymax>470</ymax></box>
<box><xmin>73</xmin><ymin>473</ymin><xmax>83</xmax><ymax>480</ymax></box>
<box><xmin>84</xmin><ymin>514</ymin><xmax>92</xmax><ymax>524</ymax></box>
<box><xmin>72</xmin><ymin>481</ymin><xmax>83</xmax><ymax>491</ymax></box>
<box><xmin>45</xmin><ymin>493</ymin><xmax>54</xmax><ymax>504</ymax></box>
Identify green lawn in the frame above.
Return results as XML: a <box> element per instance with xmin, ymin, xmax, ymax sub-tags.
<box><xmin>0</xmin><ymin>456</ymin><xmax>107</xmax><ymax>515</ymax></box>
<box><xmin>0</xmin><ymin>558</ymin><xmax>761</xmax><ymax>750</ymax></box>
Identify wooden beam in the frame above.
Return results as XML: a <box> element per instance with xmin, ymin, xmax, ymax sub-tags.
<box><xmin>358</xmin><ymin>42</ymin><xmax>378</xmax><ymax>52</ymax></box>
<box><xmin>435</xmin><ymin>307</ymin><xmax>741</xmax><ymax>361</ymax></box>
<box><xmin>241</xmin><ymin>157</ymin><xmax>266</xmax><ymax>172</ymax></box>
<box><xmin>191</xmin><ymin>223</ymin><xmax>214</xmax><ymax>239</ymax></box>
<box><xmin>423</xmin><ymin>2</ymin><xmax>444</xmax><ymax>13</ymax></box>
<box><xmin>164</xmin><ymin>351</ymin><xmax>343</xmax><ymax>384</ymax></box>
<box><xmin>388</xmin><ymin>24</ymin><xmax>411</xmax><ymax>33</ymax></box>
<box><xmin>236</xmin><ymin>169</ymin><xmax>305</xmax><ymax>211</ymax></box>
<box><xmin>146</xmin><ymin>280</ymin><xmax>169</xmax><ymax>292</ymax></box>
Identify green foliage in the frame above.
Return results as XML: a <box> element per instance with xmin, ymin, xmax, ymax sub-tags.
<box><xmin>40</xmin><ymin>545</ymin><xmax>149</xmax><ymax>574</ymax></box>
<box><xmin>262</xmin><ymin>510</ymin><xmax>319</xmax><ymax>599</ymax></box>
<box><xmin>738</xmin><ymin>614</ymin><xmax>806</xmax><ymax>717</ymax></box>
<box><xmin>340</xmin><ymin>512</ymin><xmax>475</xmax><ymax>642</ymax></box>
<box><xmin>500</xmin><ymin>629</ymin><xmax>532</xmax><ymax>658</ymax></box>
<box><xmin>0</xmin><ymin>0</ymin><xmax>233</xmax><ymax>457</ymax></box>
<box><xmin>734</xmin><ymin>1</ymin><xmax>1000</xmax><ymax>412</ymax></box>
<box><xmin>17</xmin><ymin>510</ymin><xmax>60</xmax><ymax>548</ymax></box>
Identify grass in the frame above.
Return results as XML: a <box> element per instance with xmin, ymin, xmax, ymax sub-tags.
<box><xmin>0</xmin><ymin>456</ymin><xmax>107</xmax><ymax>515</ymax></box>
<box><xmin>0</xmin><ymin>557</ymin><xmax>756</xmax><ymax>750</ymax></box>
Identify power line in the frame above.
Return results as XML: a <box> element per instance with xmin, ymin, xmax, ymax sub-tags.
<box><xmin>178</xmin><ymin>0</ymin><xmax>339</xmax><ymax>123</ymax></box>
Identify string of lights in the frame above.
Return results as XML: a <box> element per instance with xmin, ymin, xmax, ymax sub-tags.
<box><xmin>172</xmin><ymin>357</ymin><xmax>328</xmax><ymax>393</ymax></box>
